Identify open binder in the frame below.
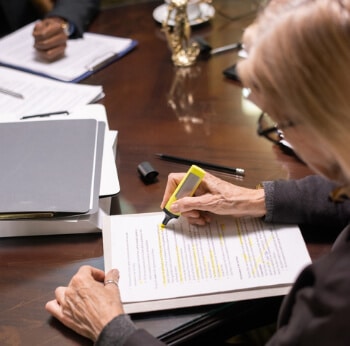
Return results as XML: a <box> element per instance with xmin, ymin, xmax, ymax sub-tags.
<box><xmin>0</xmin><ymin>23</ymin><xmax>138</xmax><ymax>82</ymax></box>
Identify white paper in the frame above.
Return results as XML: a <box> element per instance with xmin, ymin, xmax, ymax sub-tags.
<box><xmin>104</xmin><ymin>212</ymin><xmax>311</xmax><ymax>305</ymax></box>
<box><xmin>68</xmin><ymin>105</ymin><xmax>120</xmax><ymax>197</ymax></box>
<box><xmin>0</xmin><ymin>67</ymin><xmax>103</xmax><ymax>118</ymax></box>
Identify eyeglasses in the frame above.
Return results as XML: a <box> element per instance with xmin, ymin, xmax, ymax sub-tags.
<box><xmin>257</xmin><ymin>112</ymin><xmax>285</xmax><ymax>145</ymax></box>
<box><xmin>257</xmin><ymin>112</ymin><xmax>296</xmax><ymax>155</ymax></box>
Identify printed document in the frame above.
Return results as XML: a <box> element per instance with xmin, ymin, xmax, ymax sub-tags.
<box><xmin>103</xmin><ymin>212</ymin><xmax>312</xmax><ymax>313</ymax></box>
<box><xmin>0</xmin><ymin>67</ymin><xmax>103</xmax><ymax>119</ymax></box>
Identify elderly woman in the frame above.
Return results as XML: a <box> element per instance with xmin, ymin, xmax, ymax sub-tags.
<box><xmin>46</xmin><ymin>0</ymin><xmax>350</xmax><ymax>345</ymax></box>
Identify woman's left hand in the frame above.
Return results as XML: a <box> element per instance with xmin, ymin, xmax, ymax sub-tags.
<box><xmin>45</xmin><ymin>265</ymin><xmax>124</xmax><ymax>341</ymax></box>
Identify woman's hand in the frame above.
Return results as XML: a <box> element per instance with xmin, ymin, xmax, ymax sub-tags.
<box><xmin>45</xmin><ymin>265</ymin><xmax>124</xmax><ymax>342</ymax></box>
<box><xmin>161</xmin><ymin>171</ymin><xmax>266</xmax><ymax>225</ymax></box>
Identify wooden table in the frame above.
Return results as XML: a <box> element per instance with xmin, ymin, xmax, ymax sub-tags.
<box><xmin>0</xmin><ymin>1</ymin><xmax>332</xmax><ymax>344</ymax></box>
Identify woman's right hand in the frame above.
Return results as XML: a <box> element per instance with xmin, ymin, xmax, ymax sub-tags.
<box><xmin>160</xmin><ymin>171</ymin><xmax>267</xmax><ymax>225</ymax></box>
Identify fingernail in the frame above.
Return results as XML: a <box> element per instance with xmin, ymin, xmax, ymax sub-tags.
<box><xmin>110</xmin><ymin>268</ymin><xmax>119</xmax><ymax>279</ymax></box>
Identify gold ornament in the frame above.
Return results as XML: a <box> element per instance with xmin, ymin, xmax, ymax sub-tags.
<box><xmin>162</xmin><ymin>0</ymin><xmax>200</xmax><ymax>67</ymax></box>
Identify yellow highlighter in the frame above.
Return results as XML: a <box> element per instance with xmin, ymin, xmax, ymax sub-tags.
<box><xmin>161</xmin><ymin>165</ymin><xmax>206</xmax><ymax>227</ymax></box>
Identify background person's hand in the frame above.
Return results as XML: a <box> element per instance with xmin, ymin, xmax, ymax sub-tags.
<box><xmin>161</xmin><ymin>171</ymin><xmax>267</xmax><ymax>225</ymax></box>
<box><xmin>32</xmin><ymin>17</ymin><xmax>68</xmax><ymax>61</ymax></box>
<box><xmin>45</xmin><ymin>266</ymin><xmax>124</xmax><ymax>342</ymax></box>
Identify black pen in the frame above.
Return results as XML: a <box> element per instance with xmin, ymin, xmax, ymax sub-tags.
<box><xmin>155</xmin><ymin>153</ymin><xmax>245</xmax><ymax>176</ymax></box>
<box><xmin>20</xmin><ymin>111</ymin><xmax>69</xmax><ymax>120</ymax></box>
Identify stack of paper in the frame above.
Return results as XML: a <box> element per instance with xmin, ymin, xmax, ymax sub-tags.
<box><xmin>103</xmin><ymin>212</ymin><xmax>311</xmax><ymax>314</ymax></box>
<box><xmin>0</xmin><ymin>104</ymin><xmax>120</xmax><ymax>237</ymax></box>
<box><xmin>0</xmin><ymin>66</ymin><xmax>104</xmax><ymax>118</ymax></box>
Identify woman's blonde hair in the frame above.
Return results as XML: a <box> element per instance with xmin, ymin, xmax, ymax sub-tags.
<box><xmin>238</xmin><ymin>0</ymin><xmax>350</xmax><ymax>181</ymax></box>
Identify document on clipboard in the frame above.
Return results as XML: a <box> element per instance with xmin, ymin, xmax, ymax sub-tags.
<box><xmin>0</xmin><ymin>22</ymin><xmax>138</xmax><ymax>82</ymax></box>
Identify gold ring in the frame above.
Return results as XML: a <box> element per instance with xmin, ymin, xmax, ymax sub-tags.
<box><xmin>61</xmin><ymin>22</ymin><xmax>70</xmax><ymax>36</ymax></box>
<box><xmin>104</xmin><ymin>279</ymin><xmax>119</xmax><ymax>287</ymax></box>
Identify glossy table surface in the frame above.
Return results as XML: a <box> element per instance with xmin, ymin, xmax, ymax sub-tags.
<box><xmin>0</xmin><ymin>1</ymin><xmax>332</xmax><ymax>345</ymax></box>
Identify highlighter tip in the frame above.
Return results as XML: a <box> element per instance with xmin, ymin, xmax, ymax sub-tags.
<box><xmin>161</xmin><ymin>214</ymin><xmax>171</xmax><ymax>227</ymax></box>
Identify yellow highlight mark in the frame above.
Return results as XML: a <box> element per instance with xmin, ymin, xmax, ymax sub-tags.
<box><xmin>157</xmin><ymin>224</ymin><xmax>167</xmax><ymax>285</ymax></box>
<box><xmin>176</xmin><ymin>246</ymin><xmax>184</xmax><ymax>283</ymax></box>
<box><xmin>192</xmin><ymin>245</ymin><xmax>200</xmax><ymax>280</ymax></box>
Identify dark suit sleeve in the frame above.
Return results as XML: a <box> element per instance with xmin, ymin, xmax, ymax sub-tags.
<box><xmin>47</xmin><ymin>0</ymin><xmax>100</xmax><ymax>37</ymax></box>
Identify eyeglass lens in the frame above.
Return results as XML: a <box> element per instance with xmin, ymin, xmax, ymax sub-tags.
<box><xmin>258</xmin><ymin>113</ymin><xmax>284</xmax><ymax>144</ymax></box>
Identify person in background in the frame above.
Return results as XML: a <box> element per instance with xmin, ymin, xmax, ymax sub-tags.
<box><xmin>45</xmin><ymin>0</ymin><xmax>350</xmax><ymax>345</ymax></box>
<box><xmin>0</xmin><ymin>0</ymin><xmax>100</xmax><ymax>61</ymax></box>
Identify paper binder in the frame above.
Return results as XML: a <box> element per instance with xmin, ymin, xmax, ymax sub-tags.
<box><xmin>0</xmin><ymin>118</ymin><xmax>105</xmax><ymax>219</ymax></box>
